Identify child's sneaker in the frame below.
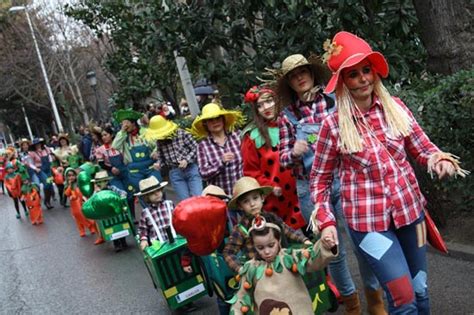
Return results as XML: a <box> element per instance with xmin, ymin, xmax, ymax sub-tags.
<box><xmin>16</xmin><ymin>213</ymin><xmax>21</xmax><ymax>219</ymax></box>
<box><xmin>25</xmin><ymin>211</ymin><xmax>29</xmax><ymax>217</ymax></box>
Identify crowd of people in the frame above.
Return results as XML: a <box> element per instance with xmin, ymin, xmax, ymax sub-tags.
<box><xmin>0</xmin><ymin>31</ymin><xmax>468</xmax><ymax>315</ymax></box>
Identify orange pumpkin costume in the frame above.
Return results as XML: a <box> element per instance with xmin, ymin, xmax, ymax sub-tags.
<box><xmin>22</xmin><ymin>184</ymin><xmax>44</xmax><ymax>225</ymax></box>
<box><xmin>5</xmin><ymin>172</ymin><xmax>22</xmax><ymax>198</ymax></box>
<box><xmin>64</xmin><ymin>185</ymin><xmax>97</xmax><ymax>236</ymax></box>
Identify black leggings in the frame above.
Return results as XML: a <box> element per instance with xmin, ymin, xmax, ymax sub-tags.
<box><xmin>12</xmin><ymin>197</ymin><xmax>27</xmax><ymax>214</ymax></box>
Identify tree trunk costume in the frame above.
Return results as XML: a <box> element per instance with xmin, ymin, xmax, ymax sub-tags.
<box><xmin>21</xmin><ymin>183</ymin><xmax>44</xmax><ymax>225</ymax></box>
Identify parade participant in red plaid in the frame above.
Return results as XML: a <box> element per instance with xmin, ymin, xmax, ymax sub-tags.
<box><xmin>192</xmin><ymin>103</ymin><xmax>244</xmax><ymax>196</ymax></box>
<box><xmin>242</xmin><ymin>85</ymin><xmax>305</xmax><ymax>230</ymax></box>
<box><xmin>312</xmin><ymin>31</ymin><xmax>469</xmax><ymax>314</ymax></box>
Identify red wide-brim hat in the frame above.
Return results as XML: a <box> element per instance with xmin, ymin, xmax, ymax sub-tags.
<box><xmin>323</xmin><ymin>31</ymin><xmax>389</xmax><ymax>94</ymax></box>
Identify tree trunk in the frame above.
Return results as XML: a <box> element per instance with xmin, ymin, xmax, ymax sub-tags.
<box><xmin>413</xmin><ymin>0</ymin><xmax>473</xmax><ymax>74</ymax></box>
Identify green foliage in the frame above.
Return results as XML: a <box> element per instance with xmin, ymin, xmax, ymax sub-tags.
<box><xmin>394</xmin><ymin>68</ymin><xmax>474</xmax><ymax>219</ymax></box>
<box><xmin>65</xmin><ymin>0</ymin><xmax>425</xmax><ymax>107</ymax></box>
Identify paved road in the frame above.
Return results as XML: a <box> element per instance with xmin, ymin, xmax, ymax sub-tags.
<box><xmin>1</xmin><ymin>190</ymin><xmax>473</xmax><ymax>314</ymax></box>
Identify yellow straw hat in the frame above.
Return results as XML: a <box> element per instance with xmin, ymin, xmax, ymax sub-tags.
<box><xmin>228</xmin><ymin>177</ymin><xmax>273</xmax><ymax>210</ymax></box>
<box><xmin>191</xmin><ymin>103</ymin><xmax>243</xmax><ymax>139</ymax></box>
<box><xmin>143</xmin><ymin>115</ymin><xmax>179</xmax><ymax>141</ymax></box>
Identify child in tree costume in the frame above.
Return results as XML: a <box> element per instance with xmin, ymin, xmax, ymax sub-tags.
<box><xmin>64</xmin><ymin>168</ymin><xmax>97</xmax><ymax>237</ymax></box>
<box><xmin>229</xmin><ymin>213</ymin><xmax>337</xmax><ymax>315</ymax></box>
<box><xmin>223</xmin><ymin>177</ymin><xmax>311</xmax><ymax>274</ymax></box>
<box><xmin>21</xmin><ymin>177</ymin><xmax>44</xmax><ymax>225</ymax></box>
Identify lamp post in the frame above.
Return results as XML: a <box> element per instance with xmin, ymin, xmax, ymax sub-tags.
<box><xmin>9</xmin><ymin>5</ymin><xmax>64</xmax><ymax>133</ymax></box>
<box><xmin>21</xmin><ymin>105</ymin><xmax>34</xmax><ymax>140</ymax></box>
<box><xmin>86</xmin><ymin>70</ymin><xmax>101</xmax><ymax>120</ymax></box>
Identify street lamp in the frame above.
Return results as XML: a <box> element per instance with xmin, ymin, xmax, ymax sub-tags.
<box><xmin>9</xmin><ymin>5</ymin><xmax>64</xmax><ymax>133</ymax></box>
<box><xmin>21</xmin><ymin>105</ymin><xmax>34</xmax><ymax>141</ymax></box>
<box><xmin>86</xmin><ymin>70</ymin><xmax>101</xmax><ymax>120</ymax></box>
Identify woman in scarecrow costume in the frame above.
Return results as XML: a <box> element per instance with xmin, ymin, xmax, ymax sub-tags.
<box><xmin>144</xmin><ymin>115</ymin><xmax>203</xmax><ymax>202</ymax></box>
<box><xmin>111</xmin><ymin>109</ymin><xmax>162</xmax><ymax>214</ymax></box>
<box><xmin>192</xmin><ymin>103</ymin><xmax>244</xmax><ymax>196</ymax></box>
<box><xmin>275</xmin><ymin>53</ymin><xmax>383</xmax><ymax>313</ymax></box>
<box><xmin>0</xmin><ymin>152</ymin><xmax>6</xmax><ymax>194</ymax></box>
<box><xmin>242</xmin><ymin>85</ymin><xmax>305</xmax><ymax>230</ymax></box>
<box><xmin>312</xmin><ymin>31</ymin><xmax>469</xmax><ymax>314</ymax></box>
<box><xmin>18</xmin><ymin>138</ymin><xmax>37</xmax><ymax>183</ymax></box>
<box><xmin>28</xmin><ymin>138</ymin><xmax>55</xmax><ymax>209</ymax></box>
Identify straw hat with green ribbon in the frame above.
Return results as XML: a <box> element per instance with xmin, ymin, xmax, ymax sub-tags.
<box><xmin>191</xmin><ymin>103</ymin><xmax>244</xmax><ymax>139</ymax></box>
<box><xmin>143</xmin><ymin>115</ymin><xmax>179</xmax><ymax>141</ymax></box>
<box><xmin>113</xmin><ymin>108</ymin><xmax>143</xmax><ymax>123</ymax></box>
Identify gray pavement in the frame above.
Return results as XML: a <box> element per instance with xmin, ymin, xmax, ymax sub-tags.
<box><xmin>1</xmin><ymin>187</ymin><xmax>474</xmax><ymax>314</ymax></box>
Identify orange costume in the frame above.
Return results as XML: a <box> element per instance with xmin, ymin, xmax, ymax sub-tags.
<box><xmin>64</xmin><ymin>185</ymin><xmax>97</xmax><ymax>236</ymax></box>
<box><xmin>5</xmin><ymin>172</ymin><xmax>22</xmax><ymax>198</ymax></box>
<box><xmin>22</xmin><ymin>184</ymin><xmax>44</xmax><ymax>225</ymax></box>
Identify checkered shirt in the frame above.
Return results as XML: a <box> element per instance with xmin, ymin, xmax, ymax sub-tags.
<box><xmin>279</xmin><ymin>92</ymin><xmax>332</xmax><ymax>177</ymax></box>
<box><xmin>310</xmin><ymin>97</ymin><xmax>440</xmax><ymax>233</ymax></box>
<box><xmin>138</xmin><ymin>200</ymin><xmax>174</xmax><ymax>242</ymax></box>
<box><xmin>197</xmin><ymin>131</ymin><xmax>243</xmax><ymax>195</ymax></box>
<box><xmin>223</xmin><ymin>213</ymin><xmax>308</xmax><ymax>273</ymax></box>
<box><xmin>155</xmin><ymin>129</ymin><xmax>198</xmax><ymax>168</ymax></box>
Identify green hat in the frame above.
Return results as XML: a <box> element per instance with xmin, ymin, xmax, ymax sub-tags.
<box><xmin>113</xmin><ymin>109</ymin><xmax>143</xmax><ymax>123</ymax></box>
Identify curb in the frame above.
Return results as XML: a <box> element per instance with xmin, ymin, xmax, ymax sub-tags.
<box><xmin>438</xmin><ymin>242</ymin><xmax>474</xmax><ymax>262</ymax></box>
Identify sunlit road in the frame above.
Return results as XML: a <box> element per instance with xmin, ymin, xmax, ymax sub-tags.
<box><xmin>1</xmin><ymin>190</ymin><xmax>473</xmax><ymax>314</ymax></box>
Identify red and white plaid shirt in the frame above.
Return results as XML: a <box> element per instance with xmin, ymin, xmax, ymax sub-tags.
<box><xmin>310</xmin><ymin>97</ymin><xmax>440</xmax><ymax>232</ymax></box>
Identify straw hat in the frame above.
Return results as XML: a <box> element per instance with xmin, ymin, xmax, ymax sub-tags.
<box><xmin>19</xmin><ymin>138</ymin><xmax>31</xmax><ymax>146</ymax></box>
<box><xmin>191</xmin><ymin>103</ymin><xmax>243</xmax><ymax>138</ymax></box>
<box><xmin>323</xmin><ymin>31</ymin><xmax>389</xmax><ymax>93</ymax></box>
<box><xmin>57</xmin><ymin>133</ymin><xmax>69</xmax><ymax>143</ymax></box>
<box><xmin>113</xmin><ymin>108</ymin><xmax>143</xmax><ymax>123</ymax></box>
<box><xmin>143</xmin><ymin>115</ymin><xmax>179</xmax><ymax>141</ymax></box>
<box><xmin>91</xmin><ymin>170</ymin><xmax>113</xmax><ymax>183</ymax></box>
<box><xmin>280</xmin><ymin>54</ymin><xmax>311</xmax><ymax>77</ymax></box>
<box><xmin>201</xmin><ymin>185</ymin><xmax>230</xmax><ymax>199</ymax></box>
<box><xmin>228</xmin><ymin>177</ymin><xmax>273</xmax><ymax>209</ymax></box>
<box><xmin>134</xmin><ymin>176</ymin><xmax>168</xmax><ymax>197</ymax></box>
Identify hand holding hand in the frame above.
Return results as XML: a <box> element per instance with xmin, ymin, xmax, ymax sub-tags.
<box><xmin>320</xmin><ymin>225</ymin><xmax>338</xmax><ymax>250</ymax></box>
<box><xmin>111</xmin><ymin>167</ymin><xmax>120</xmax><ymax>176</ymax></box>
<box><xmin>183</xmin><ymin>266</ymin><xmax>193</xmax><ymax>273</ymax></box>
<box><xmin>152</xmin><ymin>162</ymin><xmax>161</xmax><ymax>171</ymax></box>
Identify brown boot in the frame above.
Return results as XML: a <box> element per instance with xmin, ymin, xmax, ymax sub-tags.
<box><xmin>365</xmin><ymin>288</ymin><xmax>387</xmax><ymax>315</ymax></box>
<box><xmin>341</xmin><ymin>291</ymin><xmax>361</xmax><ymax>315</ymax></box>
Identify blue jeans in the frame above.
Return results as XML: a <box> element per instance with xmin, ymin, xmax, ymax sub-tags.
<box><xmin>297</xmin><ymin>177</ymin><xmax>357</xmax><ymax>296</ymax></box>
<box><xmin>349</xmin><ymin>214</ymin><xmax>429</xmax><ymax>314</ymax></box>
<box><xmin>168</xmin><ymin>163</ymin><xmax>203</xmax><ymax>202</ymax></box>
